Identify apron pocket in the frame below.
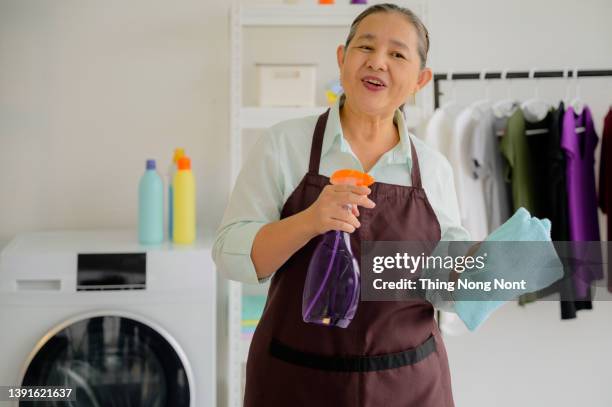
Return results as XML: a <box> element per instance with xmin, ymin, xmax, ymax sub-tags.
<box><xmin>269</xmin><ymin>334</ymin><xmax>436</xmax><ymax>372</ymax></box>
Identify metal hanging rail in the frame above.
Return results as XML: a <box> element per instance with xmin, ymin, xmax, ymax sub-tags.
<box><xmin>433</xmin><ymin>69</ymin><xmax>612</xmax><ymax>109</ymax></box>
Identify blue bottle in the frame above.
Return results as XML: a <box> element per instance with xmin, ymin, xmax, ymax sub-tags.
<box><xmin>139</xmin><ymin>159</ymin><xmax>164</xmax><ymax>244</ymax></box>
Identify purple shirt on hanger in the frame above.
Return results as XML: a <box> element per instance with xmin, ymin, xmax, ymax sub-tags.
<box><xmin>560</xmin><ymin>105</ymin><xmax>602</xmax><ymax>299</ymax></box>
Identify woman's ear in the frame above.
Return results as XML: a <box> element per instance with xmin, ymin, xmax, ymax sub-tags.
<box><xmin>336</xmin><ymin>45</ymin><xmax>345</xmax><ymax>70</ymax></box>
<box><xmin>415</xmin><ymin>67</ymin><xmax>433</xmax><ymax>92</ymax></box>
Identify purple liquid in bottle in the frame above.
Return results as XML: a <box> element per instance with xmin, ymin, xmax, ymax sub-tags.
<box><xmin>302</xmin><ymin>226</ymin><xmax>360</xmax><ymax>328</ymax></box>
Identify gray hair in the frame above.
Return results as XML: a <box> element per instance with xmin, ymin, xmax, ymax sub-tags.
<box><xmin>344</xmin><ymin>3</ymin><xmax>430</xmax><ymax>69</ymax></box>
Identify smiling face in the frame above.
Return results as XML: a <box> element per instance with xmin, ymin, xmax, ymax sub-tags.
<box><xmin>337</xmin><ymin>11</ymin><xmax>432</xmax><ymax>116</ymax></box>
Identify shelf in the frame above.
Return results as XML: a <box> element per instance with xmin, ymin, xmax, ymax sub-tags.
<box><xmin>240</xmin><ymin>4</ymin><xmax>370</xmax><ymax>27</ymax></box>
<box><xmin>240</xmin><ymin>106</ymin><xmax>329</xmax><ymax>128</ymax></box>
<box><xmin>240</xmin><ymin>105</ymin><xmax>424</xmax><ymax>129</ymax></box>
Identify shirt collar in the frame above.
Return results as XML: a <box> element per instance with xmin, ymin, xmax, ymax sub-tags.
<box><xmin>321</xmin><ymin>94</ymin><xmax>413</xmax><ymax>168</ymax></box>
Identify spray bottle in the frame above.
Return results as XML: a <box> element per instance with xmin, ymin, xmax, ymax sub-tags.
<box><xmin>302</xmin><ymin>169</ymin><xmax>374</xmax><ymax>328</ymax></box>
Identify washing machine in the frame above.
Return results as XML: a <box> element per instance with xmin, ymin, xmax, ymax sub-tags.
<box><xmin>0</xmin><ymin>229</ymin><xmax>216</xmax><ymax>406</ymax></box>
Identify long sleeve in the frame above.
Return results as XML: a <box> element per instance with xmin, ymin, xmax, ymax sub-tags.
<box><xmin>437</xmin><ymin>156</ymin><xmax>473</xmax><ymax>243</ymax></box>
<box><xmin>212</xmin><ymin>129</ymin><xmax>284</xmax><ymax>284</ymax></box>
<box><xmin>424</xmin><ymin>153</ymin><xmax>472</xmax><ymax>313</ymax></box>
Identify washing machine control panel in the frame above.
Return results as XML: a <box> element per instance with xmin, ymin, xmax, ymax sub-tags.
<box><xmin>77</xmin><ymin>252</ymin><xmax>146</xmax><ymax>291</ymax></box>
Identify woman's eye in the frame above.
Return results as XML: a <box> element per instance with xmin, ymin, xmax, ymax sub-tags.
<box><xmin>392</xmin><ymin>52</ymin><xmax>405</xmax><ymax>59</ymax></box>
<box><xmin>358</xmin><ymin>45</ymin><xmax>373</xmax><ymax>51</ymax></box>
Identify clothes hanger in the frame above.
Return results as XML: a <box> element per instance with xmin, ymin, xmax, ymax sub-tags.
<box><xmin>441</xmin><ymin>69</ymin><xmax>458</xmax><ymax>110</ymax></box>
<box><xmin>521</xmin><ymin>68</ymin><xmax>553</xmax><ymax>124</ymax></box>
<box><xmin>570</xmin><ymin>67</ymin><xmax>586</xmax><ymax>124</ymax></box>
<box><xmin>562</xmin><ymin>67</ymin><xmax>572</xmax><ymax>106</ymax></box>
<box><xmin>493</xmin><ymin>68</ymin><xmax>519</xmax><ymax>120</ymax></box>
<box><xmin>561</xmin><ymin>68</ymin><xmax>585</xmax><ymax>138</ymax></box>
<box><xmin>560</xmin><ymin>68</ymin><xmax>584</xmax><ymax>134</ymax></box>
<box><xmin>471</xmin><ymin>68</ymin><xmax>492</xmax><ymax>111</ymax></box>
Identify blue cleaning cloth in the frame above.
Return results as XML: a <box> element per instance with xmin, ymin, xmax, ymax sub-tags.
<box><xmin>453</xmin><ymin>207</ymin><xmax>564</xmax><ymax>331</ymax></box>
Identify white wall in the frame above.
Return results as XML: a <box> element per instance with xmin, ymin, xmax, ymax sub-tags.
<box><xmin>0</xmin><ymin>0</ymin><xmax>229</xmax><ymax>246</ymax></box>
<box><xmin>1</xmin><ymin>0</ymin><xmax>611</xmax><ymax>406</ymax></box>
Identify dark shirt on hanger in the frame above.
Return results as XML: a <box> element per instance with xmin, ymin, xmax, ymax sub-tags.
<box><xmin>525</xmin><ymin>107</ymin><xmax>555</xmax><ymax>219</ymax></box>
<box><xmin>599</xmin><ymin>108</ymin><xmax>612</xmax><ymax>293</ymax></box>
<box><xmin>516</xmin><ymin>103</ymin><xmax>594</xmax><ymax>316</ymax></box>
<box><xmin>547</xmin><ymin>102</ymin><xmax>571</xmax><ymax>242</ymax></box>
<box><xmin>518</xmin><ymin>107</ymin><xmax>555</xmax><ymax>305</ymax></box>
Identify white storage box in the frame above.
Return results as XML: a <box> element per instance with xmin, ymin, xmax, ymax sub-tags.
<box><xmin>257</xmin><ymin>63</ymin><xmax>317</xmax><ymax>107</ymax></box>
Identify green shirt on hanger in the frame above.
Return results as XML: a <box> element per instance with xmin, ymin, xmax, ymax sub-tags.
<box><xmin>500</xmin><ymin>108</ymin><xmax>537</xmax><ymax>213</ymax></box>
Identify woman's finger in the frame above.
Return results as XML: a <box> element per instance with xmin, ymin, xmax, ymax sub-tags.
<box><xmin>331</xmin><ymin>210</ymin><xmax>361</xmax><ymax>229</ymax></box>
<box><xmin>329</xmin><ymin>219</ymin><xmax>356</xmax><ymax>234</ymax></box>
<box><xmin>336</xmin><ymin>191</ymin><xmax>376</xmax><ymax>208</ymax></box>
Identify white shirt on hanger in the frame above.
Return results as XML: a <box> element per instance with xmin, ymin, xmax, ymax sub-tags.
<box><xmin>424</xmin><ymin>102</ymin><xmax>461</xmax><ymax>159</ymax></box>
<box><xmin>425</xmin><ymin>104</ymin><xmax>489</xmax><ymax>241</ymax></box>
<box><xmin>451</xmin><ymin>106</ymin><xmax>489</xmax><ymax>241</ymax></box>
<box><xmin>471</xmin><ymin>104</ymin><xmax>513</xmax><ymax>232</ymax></box>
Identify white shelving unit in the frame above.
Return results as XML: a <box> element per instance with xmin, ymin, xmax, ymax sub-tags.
<box><xmin>227</xmin><ymin>3</ymin><xmax>427</xmax><ymax>406</ymax></box>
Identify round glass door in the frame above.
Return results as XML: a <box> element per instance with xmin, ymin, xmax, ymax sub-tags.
<box><xmin>20</xmin><ymin>315</ymin><xmax>190</xmax><ymax>407</ymax></box>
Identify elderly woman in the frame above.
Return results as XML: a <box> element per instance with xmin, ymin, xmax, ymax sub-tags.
<box><xmin>213</xmin><ymin>4</ymin><xmax>469</xmax><ymax>406</ymax></box>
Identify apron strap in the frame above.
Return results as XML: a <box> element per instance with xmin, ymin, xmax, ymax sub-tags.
<box><xmin>409</xmin><ymin>137</ymin><xmax>423</xmax><ymax>189</ymax></box>
<box><xmin>308</xmin><ymin>109</ymin><xmax>330</xmax><ymax>174</ymax></box>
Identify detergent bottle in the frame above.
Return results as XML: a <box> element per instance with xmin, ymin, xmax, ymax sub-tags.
<box><xmin>167</xmin><ymin>148</ymin><xmax>185</xmax><ymax>240</ymax></box>
<box><xmin>138</xmin><ymin>159</ymin><xmax>164</xmax><ymax>244</ymax></box>
<box><xmin>302</xmin><ymin>169</ymin><xmax>374</xmax><ymax>328</ymax></box>
<box><xmin>173</xmin><ymin>156</ymin><xmax>196</xmax><ymax>244</ymax></box>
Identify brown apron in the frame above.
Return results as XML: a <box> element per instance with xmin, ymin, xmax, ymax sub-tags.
<box><xmin>244</xmin><ymin>110</ymin><xmax>455</xmax><ymax>407</ymax></box>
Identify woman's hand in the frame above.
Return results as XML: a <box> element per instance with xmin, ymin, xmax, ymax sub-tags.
<box><xmin>449</xmin><ymin>241</ymin><xmax>482</xmax><ymax>284</ymax></box>
<box><xmin>303</xmin><ymin>184</ymin><xmax>376</xmax><ymax>235</ymax></box>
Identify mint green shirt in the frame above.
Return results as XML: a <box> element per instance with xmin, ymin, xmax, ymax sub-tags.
<box><xmin>213</xmin><ymin>97</ymin><xmax>470</xmax><ymax>311</ymax></box>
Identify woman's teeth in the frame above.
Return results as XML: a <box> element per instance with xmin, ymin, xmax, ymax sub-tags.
<box><xmin>365</xmin><ymin>79</ymin><xmax>383</xmax><ymax>86</ymax></box>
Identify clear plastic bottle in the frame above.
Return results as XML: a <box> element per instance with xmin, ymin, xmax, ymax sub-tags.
<box><xmin>138</xmin><ymin>159</ymin><xmax>164</xmax><ymax>244</ymax></box>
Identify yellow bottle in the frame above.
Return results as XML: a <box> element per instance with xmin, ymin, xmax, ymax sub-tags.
<box><xmin>173</xmin><ymin>156</ymin><xmax>196</xmax><ymax>244</ymax></box>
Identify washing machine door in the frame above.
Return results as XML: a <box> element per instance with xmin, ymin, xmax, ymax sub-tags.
<box><xmin>20</xmin><ymin>315</ymin><xmax>190</xmax><ymax>407</ymax></box>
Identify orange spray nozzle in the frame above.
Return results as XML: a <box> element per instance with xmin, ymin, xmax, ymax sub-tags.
<box><xmin>177</xmin><ymin>156</ymin><xmax>191</xmax><ymax>170</ymax></box>
<box><xmin>330</xmin><ymin>169</ymin><xmax>374</xmax><ymax>187</ymax></box>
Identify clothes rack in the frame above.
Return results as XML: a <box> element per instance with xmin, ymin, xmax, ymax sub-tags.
<box><xmin>433</xmin><ymin>69</ymin><xmax>612</xmax><ymax>109</ymax></box>
<box><xmin>431</xmin><ymin>68</ymin><xmax>612</xmax><ymax>330</ymax></box>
